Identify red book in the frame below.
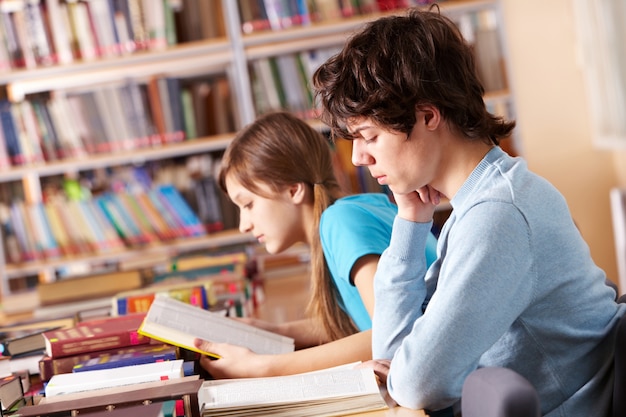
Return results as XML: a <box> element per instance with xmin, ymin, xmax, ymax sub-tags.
<box><xmin>42</xmin><ymin>314</ymin><xmax>150</xmax><ymax>359</ymax></box>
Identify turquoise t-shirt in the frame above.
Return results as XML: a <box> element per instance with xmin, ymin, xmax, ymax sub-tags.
<box><xmin>320</xmin><ymin>193</ymin><xmax>437</xmax><ymax>331</ymax></box>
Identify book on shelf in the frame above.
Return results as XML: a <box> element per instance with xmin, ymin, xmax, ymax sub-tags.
<box><xmin>72</xmin><ymin>344</ymin><xmax>177</xmax><ymax>373</ymax></box>
<box><xmin>112</xmin><ymin>276</ymin><xmax>218</xmax><ymax>316</ymax></box>
<box><xmin>197</xmin><ymin>365</ymin><xmax>388</xmax><ymax>417</ymax></box>
<box><xmin>32</xmin><ymin>295</ymin><xmax>113</xmax><ymax>322</ymax></box>
<box><xmin>18</xmin><ymin>375</ymin><xmax>202</xmax><ymax>417</ymax></box>
<box><xmin>39</xmin><ymin>343</ymin><xmax>175</xmax><ymax>382</ymax></box>
<box><xmin>0</xmin><ymin>374</ymin><xmax>24</xmax><ymax>413</ymax></box>
<box><xmin>44</xmin><ymin>359</ymin><xmax>185</xmax><ymax>397</ymax></box>
<box><xmin>175</xmin><ymin>0</ymin><xmax>225</xmax><ymax>42</ymax></box>
<box><xmin>154</xmin><ymin>184</ymin><xmax>207</xmax><ymax>237</ymax></box>
<box><xmin>66</xmin><ymin>0</ymin><xmax>98</xmax><ymax>61</ymax></box>
<box><xmin>169</xmin><ymin>250</ymin><xmax>249</xmax><ymax>273</ymax></box>
<box><xmin>138</xmin><ymin>295</ymin><xmax>294</xmax><ymax>358</ymax></box>
<box><xmin>42</xmin><ymin>313</ymin><xmax>151</xmax><ymax>359</ymax></box>
<box><xmin>150</xmin><ymin>269</ymin><xmax>252</xmax><ymax>317</ymax></box>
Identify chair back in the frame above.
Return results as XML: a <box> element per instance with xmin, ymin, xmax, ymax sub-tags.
<box><xmin>461</xmin><ymin>367</ymin><xmax>540</xmax><ymax>417</ymax></box>
<box><xmin>613</xmin><ymin>302</ymin><xmax>626</xmax><ymax>417</ymax></box>
<box><xmin>610</xmin><ymin>188</ymin><xmax>626</xmax><ymax>294</ymax></box>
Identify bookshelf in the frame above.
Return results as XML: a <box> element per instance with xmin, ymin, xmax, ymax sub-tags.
<box><xmin>0</xmin><ymin>0</ymin><xmax>516</xmax><ymax>313</ymax></box>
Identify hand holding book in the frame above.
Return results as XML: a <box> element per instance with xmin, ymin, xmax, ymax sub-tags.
<box><xmin>138</xmin><ymin>295</ymin><xmax>295</xmax><ymax>359</ymax></box>
<box><xmin>192</xmin><ymin>338</ymin><xmax>271</xmax><ymax>379</ymax></box>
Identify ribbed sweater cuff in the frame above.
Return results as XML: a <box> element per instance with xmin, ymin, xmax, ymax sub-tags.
<box><xmin>388</xmin><ymin>216</ymin><xmax>433</xmax><ymax>261</ymax></box>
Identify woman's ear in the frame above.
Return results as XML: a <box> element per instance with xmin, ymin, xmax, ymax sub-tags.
<box><xmin>289</xmin><ymin>182</ymin><xmax>307</xmax><ymax>204</ymax></box>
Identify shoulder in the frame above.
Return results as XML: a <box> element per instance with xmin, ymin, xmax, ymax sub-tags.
<box><xmin>320</xmin><ymin>193</ymin><xmax>396</xmax><ymax>251</ymax></box>
<box><xmin>322</xmin><ymin>193</ymin><xmax>397</xmax><ymax>223</ymax></box>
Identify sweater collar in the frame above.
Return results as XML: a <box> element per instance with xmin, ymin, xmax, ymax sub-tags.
<box><xmin>450</xmin><ymin>146</ymin><xmax>505</xmax><ymax>209</ymax></box>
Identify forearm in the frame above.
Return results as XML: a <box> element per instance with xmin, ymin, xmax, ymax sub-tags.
<box><xmin>277</xmin><ymin>318</ymin><xmax>330</xmax><ymax>349</ymax></box>
<box><xmin>263</xmin><ymin>330</ymin><xmax>373</xmax><ymax>376</ymax></box>
<box><xmin>372</xmin><ymin>217</ymin><xmax>431</xmax><ymax>359</ymax></box>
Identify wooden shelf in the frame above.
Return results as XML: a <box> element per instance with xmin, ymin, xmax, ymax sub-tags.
<box><xmin>3</xmin><ymin>229</ymin><xmax>254</xmax><ymax>278</ymax></box>
<box><xmin>0</xmin><ymin>135</ymin><xmax>235</xmax><ymax>182</ymax></box>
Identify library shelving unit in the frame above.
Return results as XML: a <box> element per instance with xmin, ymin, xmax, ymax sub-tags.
<box><xmin>0</xmin><ymin>0</ymin><xmax>516</xmax><ymax>311</ymax></box>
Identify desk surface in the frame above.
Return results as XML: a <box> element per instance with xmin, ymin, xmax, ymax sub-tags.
<box><xmin>355</xmin><ymin>407</ymin><xmax>427</xmax><ymax>416</ymax></box>
<box><xmin>255</xmin><ymin>270</ymin><xmax>428</xmax><ymax>417</ymax></box>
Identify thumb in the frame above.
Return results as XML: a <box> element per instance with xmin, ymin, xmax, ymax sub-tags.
<box><xmin>194</xmin><ymin>338</ymin><xmax>218</xmax><ymax>355</ymax></box>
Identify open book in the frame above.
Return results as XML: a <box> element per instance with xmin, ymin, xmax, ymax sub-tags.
<box><xmin>138</xmin><ymin>295</ymin><xmax>295</xmax><ymax>358</ymax></box>
<box><xmin>197</xmin><ymin>364</ymin><xmax>388</xmax><ymax>417</ymax></box>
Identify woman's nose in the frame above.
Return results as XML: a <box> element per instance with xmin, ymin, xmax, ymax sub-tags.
<box><xmin>238</xmin><ymin>214</ymin><xmax>251</xmax><ymax>234</ymax></box>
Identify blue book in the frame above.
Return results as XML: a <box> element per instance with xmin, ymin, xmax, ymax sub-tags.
<box><xmin>72</xmin><ymin>345</ymin><xmax>177</xmax><ymax>373</ymax></box>
<box><xmin>0</xmin><ymin>99</ymin><xmax>23</xmax><ymax>165</ymax></box>
<box><xmin>155</xmin><ymin>185</ymin><xmax>206</xmax><ymax>237</ymax></box>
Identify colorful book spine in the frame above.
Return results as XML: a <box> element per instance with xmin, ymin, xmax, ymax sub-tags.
<box><xmin>155</xmin><ymin>185</ymin><xmax>206</xmax><ymax>237</ymax></box>
<box><xmin>72</xmin><ymin>345</ymin><xmax>177</xmax><ymax>373</ymax></box>
<box><xmin>42</xmin><ymin>314</ymin><xmax>150</xmax><ymax>359</ymax></box>
<box><xmin>38</xmin><ymin>344</ymin><xmax>171</xmax><ymax>382</ymax></box>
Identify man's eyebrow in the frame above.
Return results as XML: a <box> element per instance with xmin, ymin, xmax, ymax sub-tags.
<box><xmin>349</xmin><ymin>125</ymin><xmax>372</xmax><ymax>135</ymax></box>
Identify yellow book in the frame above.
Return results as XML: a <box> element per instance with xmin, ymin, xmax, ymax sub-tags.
<box><xmin>138</xmin><ymin>295</ymin><xmax>294</xmax><ymax>358</ymax></box>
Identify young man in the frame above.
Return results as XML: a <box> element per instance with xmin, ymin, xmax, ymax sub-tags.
<box><xmin>312</xmin><ymin>7</ymin><xmax>625</xmax><ymax>416</ymax></box>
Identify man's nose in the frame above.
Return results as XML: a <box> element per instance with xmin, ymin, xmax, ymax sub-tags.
<box><xmin>352</xmin><ymin>140</ymin><xmax>373</xmax><ymax>166</ymax></box>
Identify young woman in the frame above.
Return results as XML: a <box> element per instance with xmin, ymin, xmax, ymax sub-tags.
<box><xmin>312</xmin><ymin>7</ymin><xmax>625</xmax><ymax>416</ymax></box>
<box><xmin>193</xmin><ymin>111</ymin><xmax>437</xmax><ymax>379</ymax></box>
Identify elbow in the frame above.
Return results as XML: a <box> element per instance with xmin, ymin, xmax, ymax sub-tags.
<box><xmin>387</xmin><ymin>374</ymin><xmax>457</xmax><ymax>411</ymax></box>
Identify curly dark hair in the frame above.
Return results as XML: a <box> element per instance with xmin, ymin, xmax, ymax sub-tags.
<box><xmin>312</xmin><ymin>6</ymin><xmax>515</xmax><ymax>145</ymax></box>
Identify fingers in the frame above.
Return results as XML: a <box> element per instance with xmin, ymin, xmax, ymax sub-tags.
<box><xmin>193</xmin><ymin>338</ymin><xmax>220</xmax><ymax>358</ymax></box>
<box><xmin>416</xmin><ymin>186</ymin><xmax>441</xmax><ymax>205</ymax></box>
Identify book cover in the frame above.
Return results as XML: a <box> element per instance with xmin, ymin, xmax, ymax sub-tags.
<box><xmin>116</xmin><ymin>81</ymin><xmax>150</xmax><ymax>148</ymax></box>
<box><xmin>29</xmin><ymin>98</ymin><xmax>61</xmax><ymax>161</ymax></box>
<box><xmin>0</xmin><ymin>374</ymin><xmax>24</xmax><ymax>412</ymax></box>
<box><xmin>44</xmin><ymin>359</ymin><xmax>184</xmax><ymax>397</ymax></box>
<box><xmin>197</xmin><ymin>366</ymin><xmax>388</xmax><ymax>417</ymax></box>
<box><xmin>164</xmin><ymin>77</ymin><xmax>185</xmax><ymax>142</ymax></box>
<box><xmin>45</xmin><ymin>0</ymin><xmax>75</xmax><ymax>64</ymax></box>
<box><xmin>138</xmin><ymin>295</ymin><xmax>294</xmax><ymax>358</ymax></box>
<box><xmin>39</xmin><ymin>344</ymin><xmax>173</xmax><ymax>382</ymax></box>
<box><xmin>146</xmin><ymin>75</ymin><xmax>167</xmax><ymax>145</ymax></box>
<box><xmin>42</xmin><ymin>313</ymin><xmax>150</xmax><ymax>358</ymax></box>
<box><xmin>154</xmin><ymin>184</ymin><xmax>206</xmax><ymax>237</ymax></box>
<box><xmin>0</xmin><ymin>99</ymin><xmax>24</xmax><ymax>166</ymax></box>
<box><xmin>36</xmin><ymin>269</ymin><xmax>144</xmax><ymax>307</ymax></box>
<box><xmin>46</xmin><ymin>95</ymin><xmax>88</xmax><ymax>159</ymax></box>
<box><xmin>0</xmin><ymin>325</ymin><xmax>63</xmax><ymax>357</ymax></box>
<box><xmin>8</xmin><ymin>351</ymin><xmax>45</xmax><ymax>377</ymax></box>
<box><xmin>0</xmin><ymin>357</ymin><xmax>10</xmax><ymax>379</ymax></box>
<box><xmin>113</xmin><ymin>278</ymin><xmax>214</xmax><ymax>316</ymax></box>
<box><xmin>72</xmin><ymin>344</ymin><xmax>177</xmax><ymax>373</ymax></box>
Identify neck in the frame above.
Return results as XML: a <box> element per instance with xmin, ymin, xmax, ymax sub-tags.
<box><xmin>434</xmin><ymin>139</ymin><xmax>494</xmax><ymax>200</ymax></box>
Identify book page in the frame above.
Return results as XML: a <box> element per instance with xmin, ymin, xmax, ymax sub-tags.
<box><xmin>198</xmin><ymin>367</ymin><xmax>380</xmax><ymax>409</ymax></box>
<box><xmin>140</xmin><ymin>296</ymin><xmax>294</xmax><ymax>356</ymax></box>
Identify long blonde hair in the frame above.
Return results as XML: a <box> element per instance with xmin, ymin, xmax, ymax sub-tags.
<box><xmin>218</xmin><ymin>112</ymin><xmax>359</xmax><ymax>341</ymax></box>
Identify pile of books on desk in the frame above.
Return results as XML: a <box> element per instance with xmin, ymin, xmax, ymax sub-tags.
<box><xmin>10</xmin><ymin>295</ymin><xmax>388</xmax><ymax>417</ymax></box>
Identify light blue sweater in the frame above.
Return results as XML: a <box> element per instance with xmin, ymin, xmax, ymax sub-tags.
<box><xmin>372</xmin><ymin>147</ymin><xmax>625</xmax><ymax>415</ymax></box>
<box><xmin>321</xmin><ymin>193</ymin><xmax>438</xmax><ymax>330</ymax></box>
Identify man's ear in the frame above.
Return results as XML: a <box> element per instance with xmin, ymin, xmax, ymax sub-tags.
<box><xmin>416</xmin><ymin>105</ymin><xmax>441</xmax><ymax>130</ymax></box>
<box><xmin>289</xmin><ymin>182</ymin><xmax>307</xmax><ymax>204</ymax></box>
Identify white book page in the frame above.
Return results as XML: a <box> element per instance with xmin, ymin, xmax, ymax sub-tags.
<box><xmin>198</xmin><ymin>367</ymin><xmax>381</xmax><ymax>409</ymax></box>
<box><xmin>144</xmin><ymin>295</ymin><xmax>294</xmax><ymax>355</ymax></box>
